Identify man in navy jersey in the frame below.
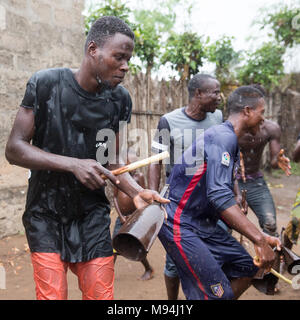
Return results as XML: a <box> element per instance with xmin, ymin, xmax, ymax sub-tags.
<box><xmin>158</xmin><ymin>86</ymin><xmax>281</xmax><ymax>300</ymax></box>
<box><xmin>148</xmin><ymin>73</ymin><xmax>223</xmax><ymax>299</ymax></box>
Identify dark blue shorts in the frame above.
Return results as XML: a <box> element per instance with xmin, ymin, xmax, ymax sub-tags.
<box><xmin>163</xmin><ymin>219</ymin><xmax>231</xmax><ymax>278</ymax></box>
<box><xmin>158</xmin><ymin>222</ymin><xmax>258</xmax><ymax>300</ymax></box>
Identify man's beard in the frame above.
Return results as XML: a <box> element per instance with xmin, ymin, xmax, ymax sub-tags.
<box><xmin>96</xmin><ymin>74</ymin><xmax>114</xmax><ymax>91</ymax></box>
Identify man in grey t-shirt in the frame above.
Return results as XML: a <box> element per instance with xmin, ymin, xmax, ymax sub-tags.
<box><xmin>148</xmin><ymin>74</ymin><xmax>223</xmax><ymax>300</ymax></box>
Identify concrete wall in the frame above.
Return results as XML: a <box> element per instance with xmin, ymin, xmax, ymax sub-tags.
<box><xmin>0</xmin><ymin>0</ymin><xmax>85</xmax><ymax>238</ymax></box>
<box><xmin>0</xmin><ymin>0</ymin><xmax>85</xmax><ymax>154</ymax></box>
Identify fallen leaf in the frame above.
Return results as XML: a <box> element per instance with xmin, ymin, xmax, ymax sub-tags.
<box><xmin>273</xmin><ymin>184</ymin><xmax>284</xmax><ymax>188</ymax></box>
<box><xmin>12</xmin><ymin>247</ymin><xmax>20</xmax><ymax>254</ymax></box>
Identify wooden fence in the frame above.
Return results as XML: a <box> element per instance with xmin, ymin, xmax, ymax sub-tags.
<box><xmin>123</xmin><ymin>73</ymin><xmax>189</xmax><ymax>160</ymax></box>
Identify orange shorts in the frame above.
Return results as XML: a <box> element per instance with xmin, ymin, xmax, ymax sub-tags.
<box><xmin>31</xmin><ymin>252</ymin><xmax>114</xmax><ymax>300</ymax></box>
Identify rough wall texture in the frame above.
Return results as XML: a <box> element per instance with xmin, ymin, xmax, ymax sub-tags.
<box><xmin>0</xmin><ymin>0</ymin><xmax>85</xmax><ymax>154</ymax></box>
<box><xmin>0</xmin><ymin>0</ymin><xmax>85</xmax><ymax>238</ymax></box>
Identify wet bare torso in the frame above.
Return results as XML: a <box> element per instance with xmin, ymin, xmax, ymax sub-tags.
<box><xmin>238</xmin><ymin>120</ymin><xmax>278</xmax><ymax>175</ymax></box>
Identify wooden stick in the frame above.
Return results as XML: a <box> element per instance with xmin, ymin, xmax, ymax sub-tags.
<box><xmin>270</xmin><ymin>268</ymin><xmax>292</xmax><ymax>285</ymax></box>
<box><xmin>254</xmin><ymin>256</ymin><xmax>292</xmax><ymax>285</ymax></box>
<box><xmin>101</xmin><ymin>151</ymin><xmax>169</xmax><ymax>180</ymax></box>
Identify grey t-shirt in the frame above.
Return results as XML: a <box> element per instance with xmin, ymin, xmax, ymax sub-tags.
<box><xmin>152</xmin><ymin>107</ymin><xmax>223</xmax><ymax>176</ymax></box>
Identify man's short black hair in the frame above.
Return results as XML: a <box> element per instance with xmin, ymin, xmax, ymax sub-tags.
<box><xmin>188</xmin><ymin>74</ymin><xmax>217</xmax><ymax>99</ymax></box>
<box><xmin>85</xmin><ymin>16</ymin><xmax>135</xmax><ymax>52</ymax></box>
<box><xmin>227</xmin><ymin>85</ymin><xmax>264</xmax><ymax>114</ymax></box>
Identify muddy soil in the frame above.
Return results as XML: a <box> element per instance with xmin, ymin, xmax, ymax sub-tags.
<box><xmin>0</xmin><ymin>163</ymin><xmax>299</xmax><ymax>300</ymax></box>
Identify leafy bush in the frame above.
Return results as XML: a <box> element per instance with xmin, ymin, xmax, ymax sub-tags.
<box><xmin>237</xmin><ymin>42</ymin><xmax>285</xmax><ymax>90</ymax></box>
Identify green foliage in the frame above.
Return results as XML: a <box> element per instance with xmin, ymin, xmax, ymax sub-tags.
<box><xmin>134</xmin><ymin>3</ymin><xmax>176</xmax><ymax>34</ymax></box>
<box><xmin>133</xmin><ymin>7</ymin><xmax>176</xmax><ymax>73</ymax></box>
<box><xmin>133</xmin><ymin>25</ymin><xmax>161</xmax><ymax>73</ymax></box>
<box><xmin>207</xmin><ymin>36</ymin><xmax>240</xmax><ymax>85</ymax></box>
<box><xmin>84</xmin><ymin>0</ymin><xmax>134</xmax><ymax>35</ymax></box>
<box><xmin>290</xmin><ymin>161</ymin><xmax>300</xmax><ymax>176</ymax></box>
<box><xmin>83</xmin><ymin>0</ymin><xmax>296</xmax><ymax>88</ymax></box>
<box><xmin>258</xmin><ymin>4</ymin><xmax>300</xmax><ymax>48</ymax></box>
<box><xmin>161</xmin><ymin>32</ymin><xmax>206</xmax><ymax>80</ymax></box>
<box><xmin>237</xmin><ymin>42</ymin><xmax>285</xmax><ymax>90</ymax></box>
<box><xmin>84</xmin><ymin>0</ymin><xmax>178</xmax><ymax>75</ymax></box>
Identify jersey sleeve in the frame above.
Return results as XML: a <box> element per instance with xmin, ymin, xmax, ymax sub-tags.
<box><xmin>205</xmin><ymin>138</ymin><xmax>237</xmax><ymax>213</ymax></box>
<box><xmin>151</xmin><ymin>116</ymin><xmax>171</xmax><ymax>154</ymax></box>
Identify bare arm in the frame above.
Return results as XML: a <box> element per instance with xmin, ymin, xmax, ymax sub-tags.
<box><xmin>233</xmin><ymin>179</ymin><xmax>242</xmax><ymax>204</ymax></box>
<box><xmin>268</xmin><ymin>121</ymin><xmax>282</xmax><ymax>168</ymax></box>
<box><xmin>147</xmin><ymin>116</ymin><xmax>170</xmax><ymax>191</ymax></box>
<box><xmin>220</xmin><ymin>205</ymin><xmax>279</xmax><ymax>269</ymax></box>
<box><xmin>147</xmin><ymin>162</ymin><xmax>162</xmax><ymax>191</ymax></box>
<box><xmin>136</xmin><ymin>173</ymin><xmax>146</xmax><ymax>189</ymax></box>
<box><xmin>5</xmin><ymin>107</ymin><xmax>119</xmax><ymax>189</ymax></box>
<box><xmin>113</xmin><ymin>187</ymin><xmax>126</xmax><ymax>224</ymax></box>
<box><xmin>267</xmin><ymin>121</ymin><xmax>291</xmax><ymax>176</ymax></box>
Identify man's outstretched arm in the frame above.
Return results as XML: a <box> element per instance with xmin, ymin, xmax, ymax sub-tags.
<box><xmin>267</xmin><ymin>121</ymin><xmax>291</xmax><ymax>176</ymax></box>
<box><xmin>5</xmin><ymin>107</ymin><xmax>120</xmax><ymax>189</ymax></box>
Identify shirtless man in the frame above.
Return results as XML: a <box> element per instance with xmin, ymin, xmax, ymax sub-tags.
<box><xmin>112</xmin><ymin>153</ymin><xmax>154</xmax><ymax>281</ymax></box>
<box><xmin>238</xmin><ymin>103</ymin><xmax>291</xmax><ymax>236</ymax></box>
<box><xmin>283</xmin><ymin>135</ymin><xmax>300</xmax><ymax>249</ymax></box>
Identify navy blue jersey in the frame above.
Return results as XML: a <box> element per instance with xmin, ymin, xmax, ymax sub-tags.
<box><xmin>166</xmin><ymin>121</ymin><xmax>239</xmax><ymax>236</ymax></box>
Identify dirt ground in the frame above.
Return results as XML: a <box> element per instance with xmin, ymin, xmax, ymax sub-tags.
<box><xmin>0</xmin><ymin>161</ymin><xmax>300</xmax><ymax>300</ymax></box>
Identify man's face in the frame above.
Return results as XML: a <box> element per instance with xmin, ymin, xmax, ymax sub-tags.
<box><xmin>92</xmin><ymin>33</ymin><xmax>134</xmax><ymax>88</ymax></box>
<box><xmin>198</xmin><ymin>80</ymin><xmax>221</xmax><ymax>112</ymax></box>
<box><xmin>246</xmin><ymin>99</ymin><xmax>265</xmax><ymax>135</ymax></box>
